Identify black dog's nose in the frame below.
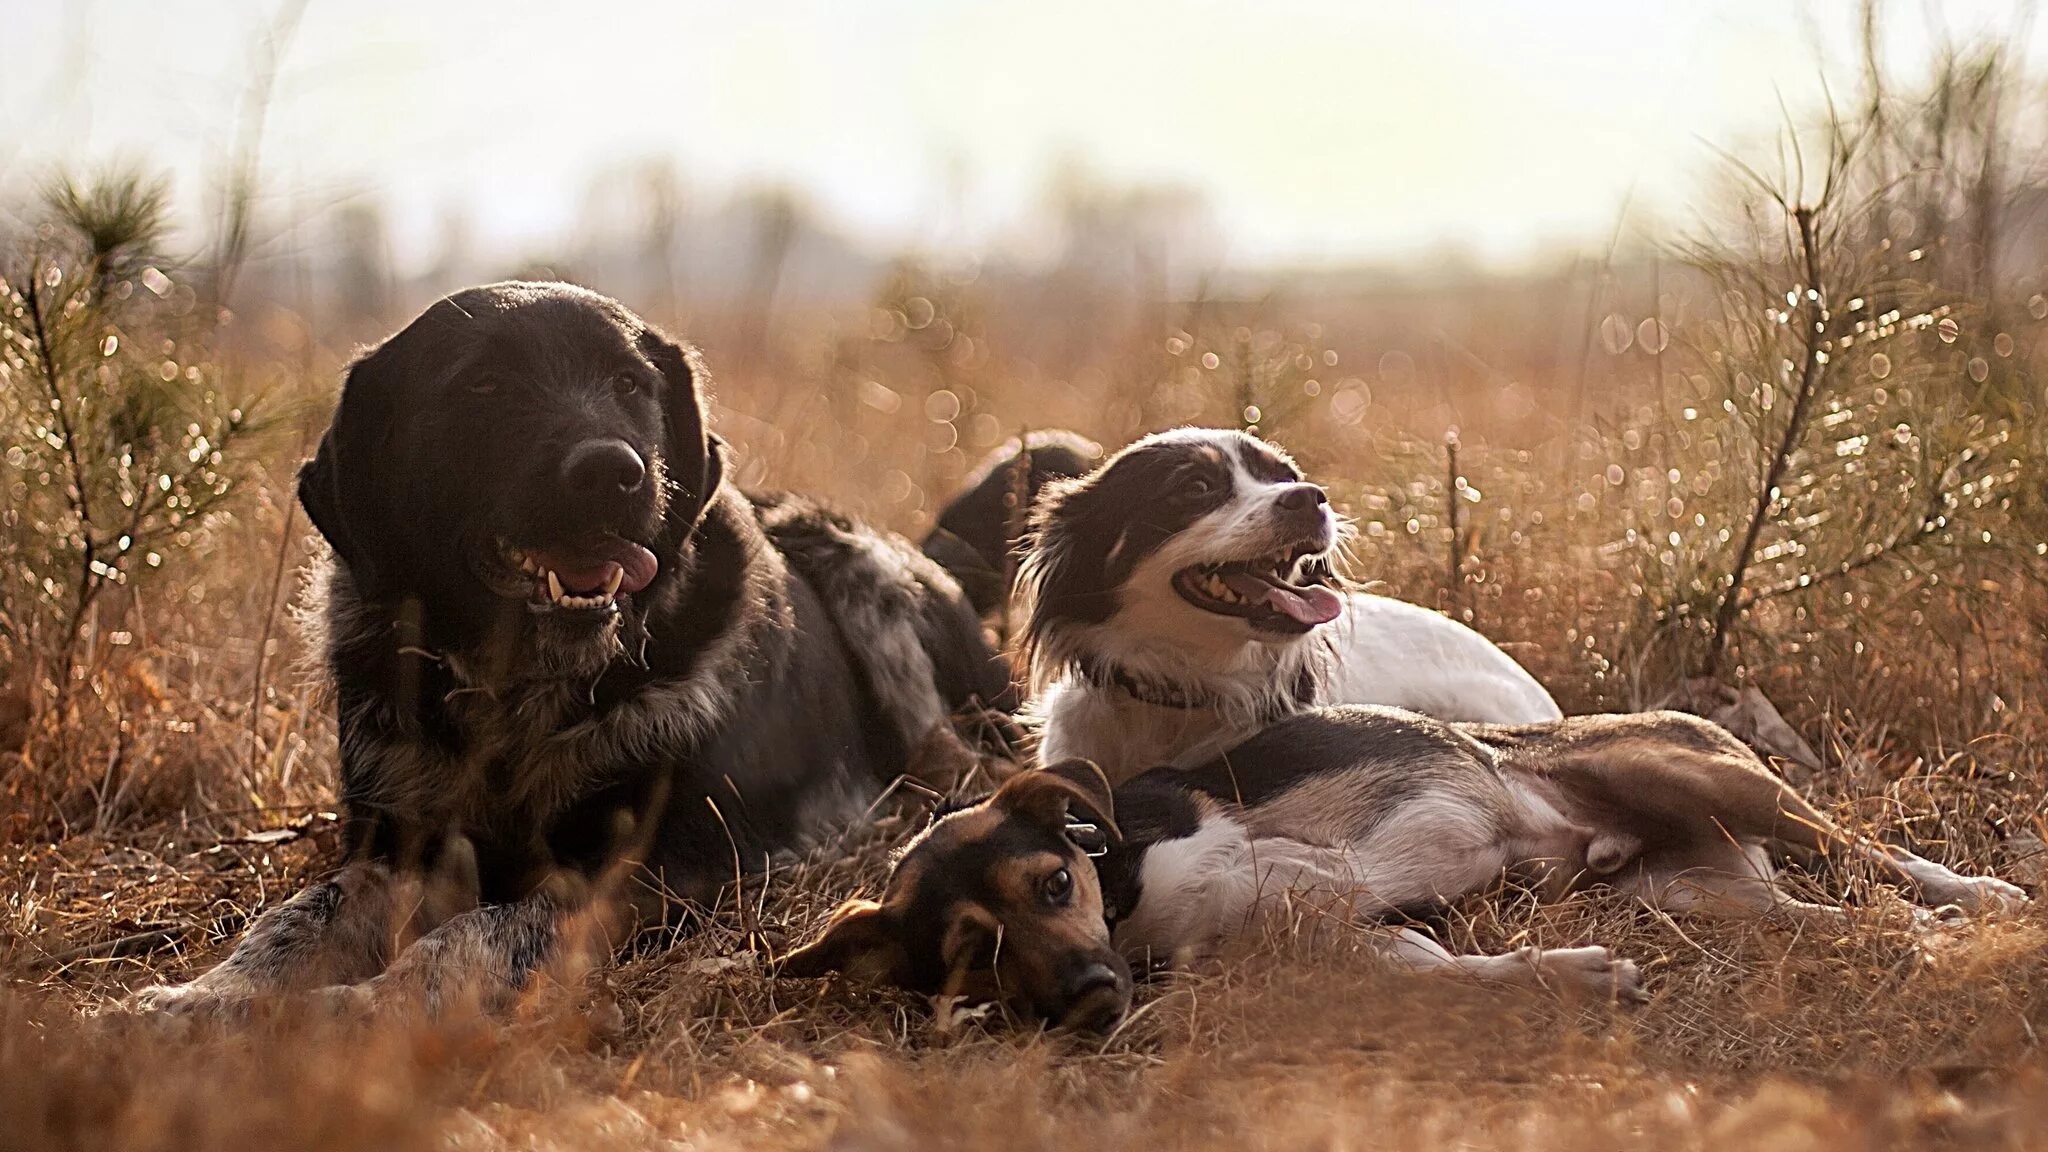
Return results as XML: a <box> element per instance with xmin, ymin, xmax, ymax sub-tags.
<box><xmin>1275</xmin><ymin>483</ymin><xmax>1328</xmax><ymax>512</ymax></box>
<box><xmin>563</xmin><ymin>439</ymin><xmax>647</xmax><ymax>497</ymax></box>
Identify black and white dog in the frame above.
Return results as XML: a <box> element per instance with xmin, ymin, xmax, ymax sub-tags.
<box><xmin>788</xmin><ymin>707</ymin><xmax>2026</xmax><ymax>1031</ymax></box>
<box><xmin>133</xmin><ymin>282</ymin><xmax>1005</xmax><ymax>1016</ymax></box>
<box><xmin>1019</xmin><ymin>428</ymin><xmax>1561</xmax><ymax>782</ymax></box>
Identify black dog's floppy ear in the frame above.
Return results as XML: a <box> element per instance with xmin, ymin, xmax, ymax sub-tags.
<box><xmin>639</xmin><ymin>326</ymin><xmax>722</xmax><ymax>537</ymax></box>
<box><xmin>781</xmin><ymin>899</ymin><xmax>908</xmax><ymax>983</ymax></box>
<box><xmin>992</xmin><ymin>759</ymin><xmax>1120</xmax><ymax>849</ymax></box>
<box><xmin>298</xmin><ymin>342</ymin><xmax>403</xmax><ymax>597</ymax></box>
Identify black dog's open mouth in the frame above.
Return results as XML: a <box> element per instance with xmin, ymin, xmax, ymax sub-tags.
<box><xmin>1172</xmin><ymin>544</ymin><xmax>1342</xmax><ymax>633</ymax></box>
<box><xmin>492</xmin><ymin>535</ymin><xmax>660</xmax><ymax>616</ymax></box>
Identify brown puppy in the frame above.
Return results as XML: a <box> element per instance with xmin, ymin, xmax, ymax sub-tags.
<box><xmin>787</xmin><ymin>706</ymin><xmax>2027</xmax><ymax>1030</ymax></box>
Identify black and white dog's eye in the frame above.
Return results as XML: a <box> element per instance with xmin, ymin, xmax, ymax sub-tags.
<box><xmin>1182</xmin><ymin>475</ymin><xmax>1214</xmax><ymax>498</ymax></box>
<box><xmin>1042</xmin><ymin>867</ymin><xmax>1073</xmax><ymax>905</ymax></box>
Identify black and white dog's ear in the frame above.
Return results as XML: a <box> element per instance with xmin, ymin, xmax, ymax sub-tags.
<box><xmin>639</xmin><ymin>326</ymin><xmax>723</xmax><ymax>539</ymax></box>
<box><xmin>1012</xmin><ymin>474</ymin><xmax>1105</xmax><ymax>680</ymax></box>
<box><xmin>298</xmin><ymin>342</ymin><xmax>403</xmax><ymax>597</ymax></box>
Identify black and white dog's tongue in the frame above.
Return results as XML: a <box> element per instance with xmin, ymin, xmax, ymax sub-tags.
<box><xmin>1221</xmin><ymin>570</ymin><xmax>1344</xmax><ymax>626</ymax></box>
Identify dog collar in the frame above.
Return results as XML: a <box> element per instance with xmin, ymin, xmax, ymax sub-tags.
<box><xmin>1089</xmin><ymin>663</ymin><xmax>1217</xmax><ymax>711</ymax></box>
<box><xmin>1081</xmin><ymin>661</ymin><xmax>1320</xmax><ymax>718</ymax></box>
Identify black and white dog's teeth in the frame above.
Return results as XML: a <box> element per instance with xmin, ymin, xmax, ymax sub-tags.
<box><xmin>1197</xmin><ymin>570</ymin><xmax>1243</xmax><ymax>603</ymax></box>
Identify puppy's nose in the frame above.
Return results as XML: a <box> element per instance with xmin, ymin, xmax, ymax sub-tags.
<box><xmin>563</xmin><ymin>439</ymin><xmax>647</xmax><ymax>497</ymax></box>
<box><xmin>1062</xmin><ymin>960</ymin><xmax>1126</xmax><ymax>1005</ymax></box>
<box><xmin>1275</xmin><ymin>483</ymin><xmax>1328</xmax><ymax>512</ymax></box>
<box><xmin>1057</xmin><ymin>960</ymin><xmax>1131</xmax><ymax>1031</ymax></box>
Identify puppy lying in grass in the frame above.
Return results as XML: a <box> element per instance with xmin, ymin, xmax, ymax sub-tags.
<box><xmin>784</xmin><ymin>706</ymin><xmax>2026</xmax><ymax>1031</ymax></box>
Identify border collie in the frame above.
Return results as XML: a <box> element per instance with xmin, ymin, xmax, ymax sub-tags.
<box><xmin>1018</xmin><ymin>427</ymin><xmax>1560</xmax><ymax>781</ymax></box>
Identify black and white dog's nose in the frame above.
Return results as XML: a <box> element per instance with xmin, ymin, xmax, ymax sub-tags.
<box><xmin>563</xmin><ymin>439</ymin><xmax>647</xmax><ymax>497</ymax></box>
<box><xmin>1275</xmin><ymin>483</ymin><xmax>1328</xmax><ymax>512</ymax></box>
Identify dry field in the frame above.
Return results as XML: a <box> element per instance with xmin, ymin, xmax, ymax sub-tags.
<box><xmin>7</xmin><ymin>40</ymin><xmax>2048</xmax><ymax>1152</ymax></box>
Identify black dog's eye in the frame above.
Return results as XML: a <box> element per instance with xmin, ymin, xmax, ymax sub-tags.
<box><xmin>1041</xmin><ymin>868</ymin><xmax>1074</xmax><ymax>906</ymax></box>
<box><xmin>612</xmin><ymin>374</ymin><xmax>641</xmax><ymax>397</ymax></box>
<box><xmin>466</xmin><ymin>377</ymin><xmax>498</xmax><ymax>396</ymax></box>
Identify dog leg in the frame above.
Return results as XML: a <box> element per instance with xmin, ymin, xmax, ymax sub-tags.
<box><xmin>129</xmin><ymin>837</ymin><xmax>480</xmax><ymax>1019</ymax></box>
<box><xmin>1856</xmin><ymin>843</ymin><xmax>2028</xmax><ymax>914</ymax></box>
<box><xmin>1548</xmin><ymin>714</ymin><xmax>2028</xmax><ymax>917</ymax></box>
<box><xmin>1378</xmin><ymin>926</ymin><xmax>1645</xmax><ymax>1003</ymax></box>
<box><xmin>1617</xmin><ymin>841</ymin><xmax>1859</xmax><ymax>931</ymax></box>
<box><xmin>336</xmin><ymin>871</ymin><xmax>622</xmax><ymax>1019</ymax></box>
<box><xmin>128</xmin><ymin>862</ymin><xmax>403</xmax><ymax>1018</ymax></box>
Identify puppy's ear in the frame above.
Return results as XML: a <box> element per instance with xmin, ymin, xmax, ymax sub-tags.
<box><xmin>298</xmin><ymin>343</ymin><xmax>403</xmax><ymax>597</ymax></box>
<box><xmin>939</xmin><ymin>902</ymin><xmax>1001</xmax><ymax>977</ymax></box>
<box><xmin>639</xmin><ymin>327</ymin><xmax>722</xmax><ymax>538</ymax></box>
<box><xmin>781</xmin><ymin>899</ymin><xmax>908</xmax><ymax>983</ymax></box>
<box><xmin>992</xmin><ymin>759</ymin><xmax>1120</xmax><ymax>846</ymax></box>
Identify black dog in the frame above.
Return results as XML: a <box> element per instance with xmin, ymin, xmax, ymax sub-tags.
<box><xmin>922</xmin><ymin>430</ymin><xmax>1100</xmax><ymax>617</ymax></box>
<box><xmin>133</xmin><ymin>282</ymin><xmax>1006</xmax><ymax>1015</ymax></box>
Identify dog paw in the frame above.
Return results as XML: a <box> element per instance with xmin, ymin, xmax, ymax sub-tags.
<box><xmin>309</xmin><ymin>982</ymin><xmax>380</xmax><ymax>1016</ymax></box>
<box><xmin>124</xmin><ymin>980</ymin><xmax>255</xmax><ymax>1021</ymax></box>
<box><xmin>1527</xmin><ymin>945</ymin><xmax>1647</xmax><ymax>1005</ymax></box>
<box><xmin>1932</xmin><ymin>874</ymin><xmax>2030</xmax><ymax>915</ymax></box>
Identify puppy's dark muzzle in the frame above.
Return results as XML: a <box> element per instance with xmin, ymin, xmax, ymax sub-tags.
<box><xmin>1054</xmin><ymin>959</ymin><xmax>1133</xmax><ymax>1032</ymax></box>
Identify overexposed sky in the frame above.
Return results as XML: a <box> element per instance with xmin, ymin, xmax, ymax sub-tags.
<box><xmin>3</xmin><ymin>1</ymin><xmax>2042</xmax><ymax>271</ymax></box>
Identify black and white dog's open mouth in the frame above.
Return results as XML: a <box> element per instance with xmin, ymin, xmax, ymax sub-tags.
<box><xmin>1172</xmin><ymin>543</ymin><xmax>1342</xmax><ymax>633</ymax></box>
<box><xmin>491</xmin><ymin>535</ymin><xmax>660</xmax><ymax>616</ymax></box>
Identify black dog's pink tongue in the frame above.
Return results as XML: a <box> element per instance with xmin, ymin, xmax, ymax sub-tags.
<box><xmin>603</xmin><ymin>538</ymin><xmax>659</xmax><ymax>594</ymax></box>
<box><xmin>536</xmin><ymin>538</ymin><xmax>660</xmax><ymax>596</ymax></box>
<box><xmin>1221</xmin><ymin>570</ymin><xmax>1344</xmax><ymax>626</ymax></box>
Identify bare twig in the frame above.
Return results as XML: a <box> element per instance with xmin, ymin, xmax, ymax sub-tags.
<box><xmin>1703</xmin><ymin>205</ymin><xmax>1829</xmax><ymax>678</ymax></box>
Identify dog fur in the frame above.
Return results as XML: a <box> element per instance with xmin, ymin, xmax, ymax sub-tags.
<box><xmin>132</xmin><ymin>282</ymin><xmax>1005</xmax><ymax>1017</ymax></box>
<box><xmin>1017</xmin><ymin>427</ymin><xmax>1560</xmax><ymax>781</ymax></box>
<box><xmin>787</xmin><ymin>707</ymin><xmax>2028</xmax><ymax>1029</ymax></box>
<box><xmin>922</xmin><ymin>430</ymin><xmax>1102</xmax><ymax>617</ymax></box>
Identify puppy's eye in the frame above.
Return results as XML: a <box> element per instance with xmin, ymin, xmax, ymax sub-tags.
<box><xmin>1041</xmin><ymin>868</ymin><xmax>1073</xmax><ymax>906</ymax></box>
<box><xmin>612</xmin><ymin>374</ymin><xmax>641</xmax><ymax>397</ymax></box>
<box><xmin>466</xmin><ymin>378</ymin><xmax>498</xmax><ymax>396</ymax></box>
<box><xmin>1181</xmin><ymin>475</ymin><xmax>1215</xmax><ymax>499</ymax></box>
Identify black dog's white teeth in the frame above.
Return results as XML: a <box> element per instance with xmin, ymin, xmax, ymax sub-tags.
<box><xmin>537</xmin><ymin>566</ymin><xmax>622</xmax><ymax>611</ymax></box>
<box><xmin>497</xmin><ymin>540</ymin><xmax>542</xmax><ymax>576</ymax></box>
